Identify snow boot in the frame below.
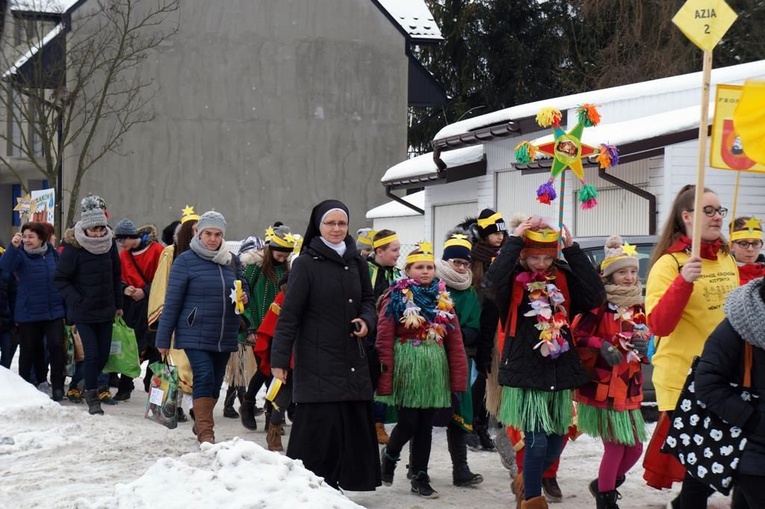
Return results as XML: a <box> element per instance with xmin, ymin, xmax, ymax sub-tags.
<box><xmin>541</xmin><ymin>477</ymin><xmax>562</xmax><ymax>502</ymax></box>
<box><xmin>521</xmin><ymin>495</ymin><xmax>548</xmax><ymax>509</ymax></box>
<box><xmin>85</xmin><ymin>389</ymin><xmax>104</xmax><ymax>415</ymax></box>
<box><xmin>380</xmin><ymin>446</ymin><xmax>399</xmax><ymax>486</ymax></box>
<box><xmin>193</xmin><ymin>397</ymin><xmax>216</xmax><ymax>444</ymax></box>
<box><xmin>267</xmin><ymin>423</ymin><xmax>284</xmax><ymax>451</ymax></box>
<box><xmin>51</xmin><ymin>387</ymin><xmax>65</xmax><ymax>402</ymax></box>
<box><xmin>475</xmin><ymin>424</ymin><xmax>496</xmax><ymax>451</ymax></box>
<box><xmin>98</xmin><ymin>386</ymin><xmax>118</xmax><ymax>405</ymax></box>
<box><xmin>447</xmin><ymin>425</ymin><xmax>483</xmax><ymax>487</ymax></box>
<box><xmin>240</xmin><ymin>399</ymin><xmax>259</xmax><ymax>430</ymax></box>
<box><xmin>66</xmin><ymin>387</ymin><xmax>83</xmax><ymax>404</ymax></box>
<box><xmin>588</xmin><ymin>478</ymin><xmax>625</xmax><ymax>498</ymax></box>
<box><xmin>594</xmin><ymin>489</ymin><xmax>621</xmax><ymax>509</ymax></box>
<box><xmin>494</xmin><ymin>427</ymin><xmax>518</xmax><ymax>477</ymax></box>
<box><xmin>376</xmin><ymin>422</ymin><xmax>389</xmax><ymax>444</ymax></box>
<box><xmin>223</xmin><ymin>386</ymin><xmax>239</xmax><ymax>418</ymax></box>
<box><xmin>410</xmin><ymin>471</ymin><xmax>438</xmax><ymax>499</ymax></box>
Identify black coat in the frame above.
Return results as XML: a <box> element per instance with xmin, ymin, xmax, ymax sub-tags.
<box><xmin>54</xmin><ymin>230</ymin><xmax>123</xmax><ymax>324</ymax></box>
<box><xmin>485</xmin><ymin>237</ymin><xmax>605</xmax><ymax>392</ymax></box>
<box><xmin>271</xmin><ymin>237</ymin><xmax>377</xmax><ymax>403</ymax></box>
<box><xmin>695</xmin><ymin>319</ymin><xmax>765</xmax><ymax>475</ymax></box>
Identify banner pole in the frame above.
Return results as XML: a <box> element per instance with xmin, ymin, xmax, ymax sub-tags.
<box><xmin>691</xmin><ymin>50</ymin><xmax>714</xmax><ymax>258</ymax></box>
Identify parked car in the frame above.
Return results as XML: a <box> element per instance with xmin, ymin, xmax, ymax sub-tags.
<box><xmin>569</xmin><ymin>235</ymin><xmax>659</xmax><ymax>422</ymax></box>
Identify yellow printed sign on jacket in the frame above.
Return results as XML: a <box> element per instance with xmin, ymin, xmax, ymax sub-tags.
<box><xmin>710</xmin><ymin>84</ymin><xmax>765</xmax><ymax>173</ymax></box>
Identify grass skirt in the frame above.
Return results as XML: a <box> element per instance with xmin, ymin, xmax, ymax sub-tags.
<box><xmin>376</xmin><ymin>340</ymin><xmax>450</xmax><ymax>409</ymax></box>
<box><xmin>498</xmin><ymin>387</ymin><xmax>573</xmax><ymax>435</ymax></box>
<box><xmin>577</xmin><ymin>403</ymin><xmax>647</xmax><ymax>446</ymax></box>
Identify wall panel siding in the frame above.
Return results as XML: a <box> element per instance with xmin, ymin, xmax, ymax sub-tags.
<box><xmin>432</xmin><ymin>201</ymin><xmax>477</xmax><ymax>259</ymax></box>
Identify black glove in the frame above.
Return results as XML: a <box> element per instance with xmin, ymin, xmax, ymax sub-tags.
<box><xmin>632</xmin><ymin>337</ymin><xmax>649</xmax><ymax>358</ymax></box>
<box><xmin>600</xmin><ymin>342</ymin><xmax>623</xmax><ymax>367</ymax></box>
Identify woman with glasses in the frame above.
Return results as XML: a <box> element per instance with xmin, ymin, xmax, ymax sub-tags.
<box><xmin>270</xmin><ymin>199</ymin><xmax>380</xmax><ymax>491</ymax></box>
<box><xmin>730</xmin><ymin>217</ymin><xmax>765</xmax><ymax>285</ymax></box>
<box><xmin>55</xmin><ymin>196</ymin><xmax>123</xmax><ymax>416</ymax></box>
<box><xmin>643</xmin><ymin>184</ymin><xmax>739</xmax><ymax>508</ymax></box>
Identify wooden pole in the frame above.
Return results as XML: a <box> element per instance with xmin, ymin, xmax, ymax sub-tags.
<box><xmin>691</xmin><ymin>50</ymin><xmax>714</xmax><ymax>258</ymax></box>
<box><xmin>730</xmin><ymin>170</ymin><xmax>742</xmax><ymax>232</ymax></box>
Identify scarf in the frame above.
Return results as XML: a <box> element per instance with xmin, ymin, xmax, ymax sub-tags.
<box><xmin>666</xmin><ymin>234</ymin><xmax>722</xmax><ymax>261</ymax></box>
<box><xmin>385</xmin><ymin>278</ymin><xmax>454</xmax><ymax>345</ymax></box>
<box><xmin>190</xmin><ymin>236</ymin><xmax>232</xmax><ymax>265</ymax></box>
<box><xmin>435</xmin><ymin>259</ymin><xmax>472</xmax><ymax>291</ymax></box>
<box><xmin>604</xmin><ymin>282</ymin><xmax>644</xmax><ymax>309</ymax></box>
<box><xmin>320</xmin><ymin>237</ymin><xmax>347</xmax><ymax>257</ymax></box>
<box><xmin>24</xmin><ymin>244</ymin><xmax>47</xmax><ymax>256</ymax></box>
<box><xmin>724</xmin><ymin>278</ymin><xmax>765</xmax><ymax>349</ymax></box>
<box><xmin>471</xmin><ymin>241</ymin><xmax>498</xmax><ymax>265</ymax></box>
<box><xmin>74</xmin><ymin>222</ymin><xmax>114</xmax><ymax>255</ymax></box>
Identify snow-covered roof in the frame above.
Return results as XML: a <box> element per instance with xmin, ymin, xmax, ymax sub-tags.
<box><xmin>366</xmin><ymin>191</ymin><xmax>424</xmax><ymax>219</ymax></box>
<box><xmin>11</xmin><ymin>0</ymin><xmax>79</xmax><ymax>13</ymax></box>
<box><xmin>382</xmin><ymin>145</ymin><xmax>484</xmax><ymax>184</ymax></box>
<box><xmin>2</xmin><ymin>22</ymin><xmax>64</xmax><ymax>80</ymax></box>
<box><xmin>434</xmin><ymin>60</ymin><xmax>765</xmax><ymax>141</ymax></box>
<box><xmin>376</xmin><ymin>0</ymin><xmax>442</xmax><ymax>42</ymax></box>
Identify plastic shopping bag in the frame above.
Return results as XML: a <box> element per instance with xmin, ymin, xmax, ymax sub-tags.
<box><xmin>145</xmin><ymin>360</ymin><xmax>179</xmax><ymax>429</ymax></box>
<box><xmin>102</xmin><ymin>317</ymin><xmax>141</xmax><ymax>378</ymax></box>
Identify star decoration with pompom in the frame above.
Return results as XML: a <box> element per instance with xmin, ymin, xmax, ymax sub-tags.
<box><xmin>622</xmin><ymin>242</ymin><xmax>638</xmax><ymax>257</ymax></box>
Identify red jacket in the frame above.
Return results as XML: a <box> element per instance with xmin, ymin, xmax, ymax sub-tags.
<box><xmin>739</xmin><ymin>262</ymin><xmax>765</xmax><ymax>285</ymax></box>
<box><xmin>119</xmin><ymin>242</ymin><xmax>164</xmax><ymax>288</ymax></box>
<box><xmin>375</xmin><ymin>295</ymin><xmax>468</xmax><ymax>397</ymax></box>
<box><xmin>253</xmin><ymin>290</ymin><xmax>289</xmax><ymax>375</ymax></box>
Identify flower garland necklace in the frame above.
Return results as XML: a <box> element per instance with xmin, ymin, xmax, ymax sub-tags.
<box><xmin>517</xmin><ymin>271</ymin><xmax>569</xmax><ymax>359</ymax></box>
<box><xmin>386</xmin><ymin>278</ymin><xmax>455</xmax><ymax>346</ymax></box>
<box><xmin>610</xmin><ymin>303</ymin><xmax>649</xmax><ymax>363</ymax></box>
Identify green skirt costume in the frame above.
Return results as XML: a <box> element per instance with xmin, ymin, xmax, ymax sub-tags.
<box><xmin>376</xmin><ymin>339</ymin><xmax>450</xmax><ymax>409</ymax></box>
<box><xmin>498</xmin><ymin>386</ymin><xmax>573</xmax><ymax>435</ymax></box>
<box><xmin>449</xmin><ymin>357</ymin><xmax>474</xmax><ymax>432</ymax></box>
<box><xmin>577</xmin><ymin>403</ymin><xmax>647</xmax><ymax>446</ymax></box>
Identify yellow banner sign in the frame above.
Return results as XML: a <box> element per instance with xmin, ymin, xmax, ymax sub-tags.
<box><xmin>710</xmin><ymin>84</ymin><xmax>765</xmax><ymax>172</ymax></box>
<box><xmin>734</xmin><ymin>81</ymin><xmax>765</xmax><ymax>166</ymax></box>
<box><xmin>672</xmin><ymin>0</ymin><xmax>738</xmax><ymax>51</ymax></box>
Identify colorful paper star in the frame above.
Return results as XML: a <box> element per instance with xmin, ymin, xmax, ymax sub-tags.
<box><xmin>622</xmin><ymin>242</ymin><xmax>638</xmax><ymax>257</ymax></box>
<box><xmin>535</xmin><ymin>123</ymin><xmax>598</xmax><ymax>180</ymax></box>
<box><xmin>13</xmin><ymin>193</ymin><xmax>32</xmax><ymax>212</ymax></box>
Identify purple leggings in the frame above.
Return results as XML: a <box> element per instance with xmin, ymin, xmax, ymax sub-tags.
<box><xmin>598</xmin><ymin>440</ymin><xmax>643</xmax><ymax>491</ymax></box>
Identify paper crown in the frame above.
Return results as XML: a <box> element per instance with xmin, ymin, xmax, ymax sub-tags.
<box><xmin>373</xmin><ymin>234</ymin><xmax>398</xmax><ymax>249</ymax></box>
<box><xmin>267</xmin><ymin>225</ymin><xmax>297</xmax><ymax>252</ymax></box>
<box><xmin>444</xmin><ymin>233</ymin><xmax>472</xmax><ymax>251</ymax></box>
<box><xmin>406</xmin><ymin>241</ymin><xmax>435</xmax><ymax>265</ymax></box>
<box><xmin>525</xmin><ymin>228</ymin><xmax>560</xmax><ymax>243</ymax></box>
<box><xmin>731</xmin><ymin>217</ymin><xmax>762</xmax><ymax>241</ymax></box>
<box><xmin>356</xmin><ymin>228</ymin><xmax>376</xmax><ymax>248</ymax></box>
<box><xmin>514</xmin><ymin>104</ymin><xmax>620</xmax><ymax>210</ymax></box>
<box><xmin>522</xmin><ymin>227</ymin><xmax>560</xmax><ymax>257</ymax></box>
<box><xmin>181</xmin><ymin>205</ymin><xmax>200</xmax><ymax>224</ymax></box>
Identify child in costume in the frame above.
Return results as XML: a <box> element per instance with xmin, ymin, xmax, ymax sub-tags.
<box><xmin>376</xmin><ymin>243</ymin><xmax>468</xmax><ymax>499</ymax></box>
<box><xmin>485</xmin><ymin>217</ymin><xmax>604</xmax><ymax>509</ymax></box>
<box><xmin>730</xmin><ymin>216</ymin><xmax>765</xmax><ymax>285</ymax></box>
<box><xmin>572</xmin><ymin>235</ymin><xmax>650</xmax><ymax>508</ymax></box>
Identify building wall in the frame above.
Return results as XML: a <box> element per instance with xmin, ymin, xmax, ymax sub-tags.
<box><xmin>371</xmin><ymin>214</ymin><xmax>424</xmax><ymax>266</ymax></box>
<box><xmin>66</xmin><ymin>0</ymin><xmax>407</xmax><ymax>238</ymax></box>
<box><xmin>423</xmin><ymin>178</ymin><xmax>479</xmax><ymax>250</ymax></box>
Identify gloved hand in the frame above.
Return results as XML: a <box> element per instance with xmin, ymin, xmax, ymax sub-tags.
<box><xmin>601</xmin><ymin>341</ymin><xmax>623</xmax><ymax>366</ymax></box>
<box><xmin>632</xmin><ymin>337</ymin><xmax>649</xmax><ymax>358</ymax></box>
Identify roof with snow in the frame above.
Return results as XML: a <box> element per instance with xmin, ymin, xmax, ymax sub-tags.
<box><xmin>375</xmin><ymin>0</ymin><xmax>442</xmax><ymax>42</ymax></box>
<box><xmin>381</xmin><ymin>145</ymin><xmax>485</xmax><ymax>185</ymax></box>
<box><xmin>366</xmin><ymin>191</ymin><xmax>425</xmax><ymax>219</ymax></box>
<box><xmin>2</xmin><ymin>23</ymin><xmax>64</xmax><ymax>81</ymax></box>
<box><xmin>434</xmin><ymin>60</ymin><xmax>765</xmax><ymax>142</ymax></box>
<box><xmin>11</xmin><ymin>0</ymin><xmax>80</xmax><ymax>14</ymax></box>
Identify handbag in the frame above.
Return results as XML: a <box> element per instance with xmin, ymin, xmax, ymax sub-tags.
<box><xmin>145</xmin><ymin>359</ymin><xmax>179</xmax><ymax>429</ymax></box>
<box><xmin>103</xmin><ymin>317</ymin><xmax>142</xmax><ymax>378</ymax></box>
<box><xmin>661</xmin><ymin>343</ymin><xmax>755</xmax><ymax>495</ymax></box>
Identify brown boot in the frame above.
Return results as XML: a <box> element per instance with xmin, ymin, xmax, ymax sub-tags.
<box><xmin>267</xmin><ymin>423</ymin><xmax>284</xmax><ymax>452</ymax></box>
<box><xmin>193</xmin><ymin>397</ymin><xmax>216</xmax><ymax>444</ymax></box>
<box><xmin>520</xmin><ymin>495</ymin><xmax>548</xmax><ymax>509</ymax></box>
<box><xmin>375</xmin><ymin>422</ymin><xmax>389</xmax><ymax>444</ymax></box>
<box><xmin>513</xmin><ymin>474</ymin><xmax>525</xmax><ymax>508</ymax></box>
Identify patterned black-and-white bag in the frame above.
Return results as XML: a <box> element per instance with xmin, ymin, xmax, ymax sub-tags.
<box><xmin>661</xmin><ymin>344</ymin><xmax>755</xmax><ymax>495</ymax></box>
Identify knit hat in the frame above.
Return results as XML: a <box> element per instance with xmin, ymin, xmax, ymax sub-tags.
<box><xmin>268</xmin><ymin>225</ymin><xmax>297</xmax><ymax>253</ymax></box>
<box><xmin>80</xmin><ymin>195</ymin><xmax>108</xmax><ymax>230</ymax></box>
<box><xmin>600</xmin><ymin>235</ymin><xmax>639</xmax><ymax>277</ymax></box>
<box><xmin>731</xmin><ymin>217</ymin><xmax>762</xmax><ymax>242</ymax></box>
<box><xmin>181</xmin><ymin>205</ymin><xmax>200</xmax><ymax>224</ymax></box>
<box><xmin>476</xmin><ymin>208</ymin><xmax>507</xmax><ymax>239</ymax></box>
<box><xmin>356</xmin><ymin>228</ymin><xmax>375</xmax><ymax>251</ymax></box>
<box><xmin>197</xmin><ymin>211</ymin><xmax>226</xmax><ymax>235</ymax></box>
<box><xmin>114</xmin><ymin>218</ymin><xmax>139</xmax><ymax>238</ymax></box>
<box><xmin>521</xmin><ymin>227</ymin><xmax>560</xmax><ymax>258</ymax></box>
<box><xmin>406</xmin><ymin>241</ymin><xmax>435</xmax><ymax>265</ymax></box>
<box><xmin>442</xmin><ymin>233</ymin><xmax>472</xmax><ymax>261</ymax></box>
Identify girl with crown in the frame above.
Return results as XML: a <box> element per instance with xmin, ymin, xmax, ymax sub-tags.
<box><xmin>484</xmin><ymin>216</ymin><xmax>604</xmax><ymax>509</ymax></box>
<box><xmin>730</xmin><ymin>216</ymin><xmax>765</xmax><ymax>285</ymax></box>
<box><xmin>376</xmin><ymin>243</ymin><xmax>468</xmax><ymax>499</ymax></box>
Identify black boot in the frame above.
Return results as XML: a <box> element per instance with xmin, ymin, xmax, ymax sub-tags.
<box><xmin>475</xmin><ymin>425</ymin><xmax>496</xmax><ymax>451</ymax></box>
<box><xmin>85</xmin><ymin>389</ymin><xmax>104</xmax><ymax>415</ymax></box>
<box><xmin>223</xmin><ymin>386</ymin><xmax>239</xmax><ymax>418</ymax></box>
<box><xmin>594</xmin><ymin>489</ymin><xmax>621</xmax><ymax>509</ymax></box>
<box><xmin>447</xmin><ymin>425</ymin><xmax>483</xmax><ymax>487</ymax></box>
<box><xmin>113</xmin><ymin>375</ymin><xmax>134</xmax><ymax>401</ymax></box>
<box><xmin>381</xmin><ymin>446</ymin><xmax>399</xmax><ymax>486</ymax></box>
<box><xmin>410</xmin><ymin>471</ymin><xmax>438</xmax><ymax>499</ymax></box>
<box><xmin>240</xmin><ymin>399</ymin><xmax>258</xmax><ymax>430</ymax></box>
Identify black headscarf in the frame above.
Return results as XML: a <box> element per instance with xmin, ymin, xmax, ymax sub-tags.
<box><xmin>301</xmin><ymin>199</ymin><xmax>351</xmax><ymax>253</ymax></box>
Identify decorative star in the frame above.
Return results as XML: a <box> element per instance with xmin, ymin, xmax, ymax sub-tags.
<box><xmin>622</xmin><ymin>242</ymin><xmax>638</xmax><ymax>257</ymax></box>
<box><xmin>418</xmin><ymin>241</ymin><xmax>434</xmax><ymax>256</ymax></box>
<box><xmin>284</xmin><ymin>233</ymin><xmax>296</xmax><ymax>244</ymax></box>
<box><xmin>743</xmin><ymin>217</ymin><xmax>761</xmax><ymax>235</ymax></box>
<box><xmin>452</xmin><ymin>233</ymin><xmax>468</xmax><ymax>241</ymax></box>
<box><xmin>181</xmin><ymin>205</ymin><xmax>196</xmax><ymax>216</ymax></box>
<box><xmin>535</xmin><ymin>123</ymin><xmax>598</xmax><ymax>180</ymax></box>
<box><xmin>264</xmin><ymin>226</ymin><xmax>275</xmax><ymax>241</ymax></box>
<box><xmin>13</xmin><ymin>193</ymin><xmax>32</xmax><ymax>212</ymax></box>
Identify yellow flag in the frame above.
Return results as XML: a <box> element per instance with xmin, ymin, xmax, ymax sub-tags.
<box><xmin>672</xmin><ymin>0</ymin><xmax>738</xmax><ymax>51</ymax></box>
<box><xmin>734</xmin><ymin>81</ymin><xmax>765</xmax><ymax>165</ymax></box>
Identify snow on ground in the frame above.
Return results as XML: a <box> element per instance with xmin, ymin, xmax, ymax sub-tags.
<box><xmin>1</xmin><ymin>364</ymin><xmax>732</xmax><ymax>509</ymax></box>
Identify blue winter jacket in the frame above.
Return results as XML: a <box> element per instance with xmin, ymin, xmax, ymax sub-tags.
<box><xmin>155</xmin><ymin>249</ymin><xmax>241</xmax><ymax>352</ymax></box>
<box><xmin>0</xmin><ymin>243</ymin><xmax>65</xmax><ymax>323</ymax></box>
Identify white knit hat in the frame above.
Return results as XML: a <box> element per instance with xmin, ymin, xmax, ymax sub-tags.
<box><xmin>601</xmin><ymin>235</ymin><xmax>638</xmax><ymax>277</ymax></box>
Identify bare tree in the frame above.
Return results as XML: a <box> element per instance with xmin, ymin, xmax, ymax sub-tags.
<box><xmin>0</xmin><ymin>0</ymin><xmax>179</xmax><ymax>231</ymax></box>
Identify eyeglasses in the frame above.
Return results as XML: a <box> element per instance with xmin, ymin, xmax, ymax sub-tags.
<box><xmin>322</xmin><ymin>221</ymin><xmax>348</xmax><ymax>229</ymax></box>
<box><xmin>87</xmin><ymin>226</ymin><xmax>106</xmax><ymax>233</ymax></box>
<box><xmin>689</xmin><ymin>206</ymin><xmax>728</xmax><ymax>218</ymax></box>
<box><xmin>115</xmin><ymin>238</ymin><xmax>127</xmax><ymax>244</ymax></box>
<box><xmin>449</xmin><ymin>259</ymin><xmax>471</xmax><ymax>268</ymax></box>
<box><xmin>734</xmin><ymin>240</ymin><xmax>764</xmax><ymax>249</ymax></box>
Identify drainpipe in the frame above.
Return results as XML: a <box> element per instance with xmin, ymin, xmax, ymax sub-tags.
<box><xmin>597</xmin><ymin>168</ymin><xmax>657</xmax><ymax>235</ymax></box>
<box><xmin>385</xmin><ymin>186</ymin><xmax>424</xmax><ymax>215</ymax></box>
